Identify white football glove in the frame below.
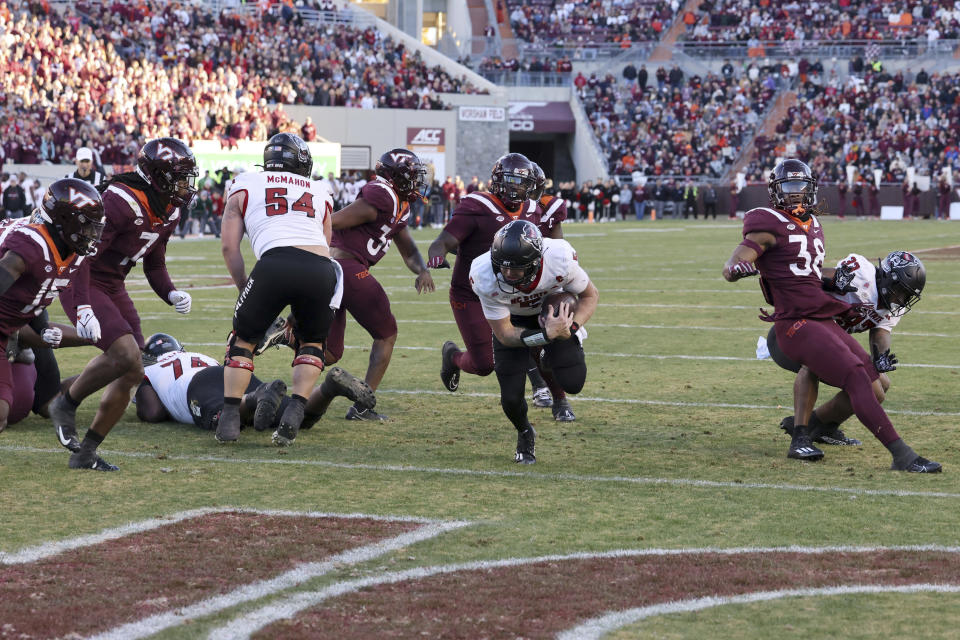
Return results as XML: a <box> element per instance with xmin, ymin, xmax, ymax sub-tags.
<box><xmin>168</xmin><ymin>290</ymin><xmax>192</xmax><ymax>314</ymax></box>
<box><xmin>41</xmin><ymin>326</ymin><xmax>63</xmax><ymax>348</ymax></box>
<box><xmin>76</xmin><ymin>304</ymin><xmax>101</xmax><ymax>343</ymax></box>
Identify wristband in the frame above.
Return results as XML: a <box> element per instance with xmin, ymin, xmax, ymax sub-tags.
<box><xmin>520</xmin><ymin>329</ymin><xmax>551</xmax><ymax>347</ymax></box>
<box><xmin>570</xmin><ymin>321</ymin><xmax>580</xmax><ymax>334</ymax></box>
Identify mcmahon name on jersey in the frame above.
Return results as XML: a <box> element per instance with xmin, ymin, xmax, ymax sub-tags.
<box><xmin>469</xmin><ymin>238</ymin><xmax>590</xmax><ymax>320</ymax></box>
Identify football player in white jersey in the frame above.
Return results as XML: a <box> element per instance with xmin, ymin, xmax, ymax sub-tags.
<box><xmin>220</xmin><ymin>133</ymin><xmax>375</xmax><ymax>446</ymax></box>
<box><xmin>768</xmin><ymin>251</ymin><xmax>926</xmax><ymax>448</ymax></box>
<box><xmin>469</xmin><ymin>220</ymin><xmax>599</xmax><ymax>464</ymax></box>
<box><xmin>134</xmin><ymin>333</ymin><xmax>288</xmax><ymax>431</ymax></box>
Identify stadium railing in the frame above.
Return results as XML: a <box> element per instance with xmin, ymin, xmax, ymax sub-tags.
<box><xmin>675</xmin><ymin>38</ymin><xmax>958</xmax><ymax>59</ymax></box>
<box><xmin>476</xmin><ymin>70</ymin><xmax>572</xmax><ymax>86</ymax></box>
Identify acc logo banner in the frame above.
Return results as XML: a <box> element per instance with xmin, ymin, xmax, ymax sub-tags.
<box><xmin>407</xmin><ymin>128</ymin><xmax>445</xmax><ymax>147</ymax></box>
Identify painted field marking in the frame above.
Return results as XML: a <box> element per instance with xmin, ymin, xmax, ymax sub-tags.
<box><xmin>558</xmin><ymin>584</ymin><xmax>960</xmax><ymax>639</ymax></box>
<box><xmin>0</xmin><ymin>507</ymin><xmax>462</xmax><ymax>565</ymax></box>
<box><xmin>4</xmin><ymin>445</ymin><xmax>959</xmax><ymax>500</ymax></box>
<box><xmin>207</xmin><ymin>545</ymin><xmax>960</xmax><ymax>640</ymax></box>
<box><xmin>89</xmin><ymin>519</ymin><xmax>471</xmax><ymax>640</ymax></box>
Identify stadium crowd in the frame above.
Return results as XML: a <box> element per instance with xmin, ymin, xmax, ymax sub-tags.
<box><xmin>577</xmin><ymin>61</ymin><xmax>778</xmax><ymax>178</ymax></box>
<box><xmin>0</xmin><ymin>0</ymin><xmax>482</xmax><ymax>168</ymax></box>
<box><xmin>681</xmin><ymin>0</ymin><xmax>960</xmax><ymax>42</ymax></box>
<box><xmin>506</xmin><ymin>0</ymin><xmax>677</xmax><ymax>47</ymax></box>
<box><xmin>742</xmin><ymin>63</ymin><xmax>960</xmax><ymax>187</ymax></box>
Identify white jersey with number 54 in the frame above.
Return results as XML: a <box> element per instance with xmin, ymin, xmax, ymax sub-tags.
<box><xmin>470</xmin><ymin>238</ymin><xmax>590</xmax><ymax>320</ymax></box>
<box><xmin>227</xmin><ymin>171</ymin><xmax>332</xmax><ymax>259</ymax></box>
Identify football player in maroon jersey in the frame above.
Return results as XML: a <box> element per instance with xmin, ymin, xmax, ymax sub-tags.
<box><xmin>53</xmin><ymin>138</ymin><xmax>198</xmax><ymax>470</ymax></box>
<box><xmin>723</xmin><ymin>159</ymin><xmax>940</xmax><ymax>472</ymax></box>
<box><xmin>0</xmin><ymin>179</ymin><xmax>104</xmax><ymax>440</ymax></box>
<box><xmin>427</xmin><ymin>153</ymin><xmax>540</xmax><ymax>394</ymax></box>
<box><xmin>325</xmin><ymin>148</ymin><xmax>435</xmax><ymax>421</ymax></box>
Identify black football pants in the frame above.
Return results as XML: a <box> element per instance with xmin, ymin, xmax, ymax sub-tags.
<box><xmin>493</xmin><ymin>315</ymin><xmax>586</xmax><ymax>431</ymax></box>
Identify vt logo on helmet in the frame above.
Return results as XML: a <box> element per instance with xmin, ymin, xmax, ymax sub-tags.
<box><xmin>768</xmin><ymin>159</ymin><xmax>818</xmax><ymax>219</ymax></box>
<box><xmin>39</xmin><ymin>178</ymin><xmax>105</xmax><ymax>255</ymax></box>
<box><xmin>490</xmin><ymin>153</ymin><xmax>536</xmax><ymax>210</ymax></box>
<box><xmin>491</xmin><ymin>220</ymin><xmax>543</xmax><ymax>292</ymax></box>
<box><xmin>375</xmin><ymin>148</ymin><xmax>428</xmax><ymax>202</ymax></box>
<box><xmin>137</xmin><ymin>137</ymin><xmax>199</xmax><ymax>210</ymax></box>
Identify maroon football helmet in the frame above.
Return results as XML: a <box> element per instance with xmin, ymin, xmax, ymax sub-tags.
<box><xmin>768</xmin><ymin>159</ymin><xmax>817</xmax><ymax>218</ymax></box>
<box><xmin>39</xmin><ymin>178</ymin><xmax>105</xmax><ymax>255</ymax></box>
<box><xmin>375</xmin><ymin>148</ymin><xmax>427</xmax><ymax>202</ymax></box>
<box><xmin>137</xmin><ymin>137</ymin><xmax>199</xmax><ymax>209</ymax></box>
<box><xmin>530</xmin><ymin>163</ymin><xmax>546</xmax><ymax>201</ymax></box>
<box><xmin>490</xmin><ymin>153</ymin><xmax>536</xmax><ymax>209</ymax></box>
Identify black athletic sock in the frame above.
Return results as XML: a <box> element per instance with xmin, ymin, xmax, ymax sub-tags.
<box><xmin>887</xmin><ymin>438</ymin><xmax>918</xmax><ymax>469</ymax></box>
<box><xmin>63</xmin><ymin>388</ymin><xmax>81</xmax><ymax>408</ymax></box>
<box><xmin>527</xmin><ymin>366</ymin><xmax>546</xmax><ymax>389</ymax></box>
<box><xmin>79</xmin><ymin>429</ymin><xmax>104</xmax><ymax>454</ymax></box>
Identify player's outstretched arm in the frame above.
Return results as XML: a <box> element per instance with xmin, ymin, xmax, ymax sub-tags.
<box><xmin>426</xmin><ymin>230</ymin><xmax>458</xmax><ymax>268</ymax></box>
<box><xmin>393</xmin><ymin>228</ymin><xmax>435</xmax><ymax>293</ymax></box>
<box><xmin>330</xmin><ymin>198</ymin><xmax>377</xmax><ymax>230</ymax></box>
<box><xmin>0</xmin><ymin>250</ymin><xmax>27</xmax><ymax>297</ymax></box>
<box><xmin>221</xmin><ymin>191</ymin><xmax>248</xmax><ymax>291</ymax></box>
<box><xmin>572</xmin><ymin>281</ymin><xmax>599</xmax><ymax>328</ymax></box>
<box><xmin>722</xmin><ymin>231</ymin><xmax>774</xmax><ymax>281</ymax></box>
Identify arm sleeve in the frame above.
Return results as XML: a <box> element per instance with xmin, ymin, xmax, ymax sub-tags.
<box><xmin>142</xmin><ymin>230</ymin><xmax>176</xmax><ymax>301</ymax></box>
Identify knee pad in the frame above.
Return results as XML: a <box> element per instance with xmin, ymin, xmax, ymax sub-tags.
<box><xmin>224</xmin><ymin>331</ymin><xmax>254</xmax><ymax>371</ymax></box>
<box><xmin>292</xmin><ymin>345</ymin><xmax>325</xmax><ymax>371</ymax></box>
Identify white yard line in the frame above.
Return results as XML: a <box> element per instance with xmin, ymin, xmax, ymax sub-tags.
<box><xmin>88</xmin><ymin>519</ymin><xmax>471</xmax><ymax>640</ymax></box>
<box><xmin>4</xmin><ymin>445</ymin><xmax>959</xmax><ymax>500</ymax></box>
<box><xmin>206</xmin><ymin>545</ymin><xmax>960</xmax><ymax>640</ymax></box>
<box><xmin>558</xmin><ymin>583</ymin><xmax>960</xmax><ymax>639</ymax></box>
<box><xmin>0</xmin><ymin>507</ymin><xmax>459</xmax><ymax>565</ymax></box>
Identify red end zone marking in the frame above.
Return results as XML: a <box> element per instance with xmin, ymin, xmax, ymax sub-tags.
<box><xmin>0</xmin><ymin>511</ymin><xmax>423</xmax><ymax>639</ymax></box>
<box><xmin>241</xmin><ymin>548</ymin><xmax>960</xmax><ymax>639</ymax></box>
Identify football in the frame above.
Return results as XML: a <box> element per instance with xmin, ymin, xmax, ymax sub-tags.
<box><xmin>539</xmin><ymin>291</ymin><xmax>579</xmax><ymax>321</ymax></box>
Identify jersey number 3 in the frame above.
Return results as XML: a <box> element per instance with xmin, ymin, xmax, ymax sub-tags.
<box><xmin>789</xmin><ymin>234</ymin><xmax>824</xmax><ymax>278</ymax></box>
<box><xmin>265</xmin><ymin>187</ymin><xmax>316</xmax><ymax>218</ymax></box>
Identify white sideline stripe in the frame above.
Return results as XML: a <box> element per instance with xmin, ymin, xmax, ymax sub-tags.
<box><xmin>4</xmin><ymin>445</ymin><xmax>959</xmax><ymax>500</ymax></box>
<box><xmin>91</xmin><ymin>520</ymin><xmax>470</xmax><ymax>640</ymax></box>
<box><xmin>207</xmin><ymin>546</ymin><xmax>960</xmax><ymax>640</ymax></box>
<box><xmin>0</xmin><ymin>507</ymin><xmax>458</xmax><ymax>565</ymax></box>
<box><xmin>558</xmin><ymin>583</ymin><xmax>960</xmax><ymax>640</ymax></box>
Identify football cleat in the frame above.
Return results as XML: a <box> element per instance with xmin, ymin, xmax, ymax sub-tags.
<box><xmin>552</xmin><ymin>397</ymin><xmax>575</xmax><ymax>422</ymax></box>
<box><xmin>214</xmin><ymin>410</ymin><xmax>241</xmax><ymax>443</ymax></box>
<box><xmin>440</xmin><ymin>341</ymin><xmax>461</xmax><ymax>392</ymax></box>
<box><xmin>253</xmin><ymin>316</ymin><xmax>290</xmax><ymax>356</ymax></box>
<box><xmin>272</xmin><ymin>399</ymin><xmax>306</xmax><ymax>446</ymax></box>
<box><xmin>532</xmin><ymin>386</ymin><xmax>552</xmax><ymax>408</ymax></box>
<box><xmin>780</xmin><ymin>415</ymin><xmax>861</xmax><ymax>446</ymax></box>
<box><xmin>68</xmin><ymin>450</ymin><xmax>119</xmax><ymax>471</ymax></box>
<box><xmin>322</xmin><ymin>367</ymin><xmax>376</xmax><ymax>411</ymax></box>
<box><xmin>787</xmin><ymin>431</ymin><xmax>824</xmax><ymax>461</ymax></box>
<box><xmin>892</xmin><ymin>456</ymin><xmax>942</xmax><ymax>473</ymax></box>
<box><xmin>253</xmin><ymin>379</ymin><xmax>287</xmax><ymax>432</ymax></box>
<box><xmin>345</xmin><ymin>405</ymin><xmax>388</xmax><ymax>421</ymax></box>
<box><xmin>50</xmin><ymin>395</ymin><xmax>80</xmax><ymax>452</ymax></box>
<box><xmin>515</xmin><ymin>426</ymin><xmax>536</xmax><ymax>464</ymax></box>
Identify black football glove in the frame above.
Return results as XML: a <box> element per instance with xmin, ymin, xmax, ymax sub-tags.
<box><xmin>871</xmin><ymin>343</ymin><xmax>898</xmax><ymax>373</ymax></box>
<box><xmin>823</xmin><ymin>264</ymin><xmax>858</xmax><ymax>294</ymax></box>
<box><xmin>729</xmin><ymin>261</ymin><xmax>758</xmax><ymax>280</ymax></box>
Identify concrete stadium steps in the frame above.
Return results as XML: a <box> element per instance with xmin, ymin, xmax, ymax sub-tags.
<box><xmin>730</xmin><ymin>88</ymin><xmax>798</xmax><ymax>177</ymax></box>
<box><xmin>648</xmin><ymin>0</ymin><xmax>699</xmax><ymax>61</ymax></box>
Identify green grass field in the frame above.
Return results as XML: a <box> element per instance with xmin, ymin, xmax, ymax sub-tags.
<box><xmin>2</xmin><ymin>218</ymin><xmax>959</xmax><ymax>638</ymax></box>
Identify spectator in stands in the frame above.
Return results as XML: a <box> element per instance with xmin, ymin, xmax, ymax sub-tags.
<box><xmin>301</xmin><ymin>117</ymin><xmax>317</xmax><ymax>142</ymax></box>
<box><xmin>702</xmin><ymin>183</ymin><xmax>718</xmax><ymax>219</ymax></box>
